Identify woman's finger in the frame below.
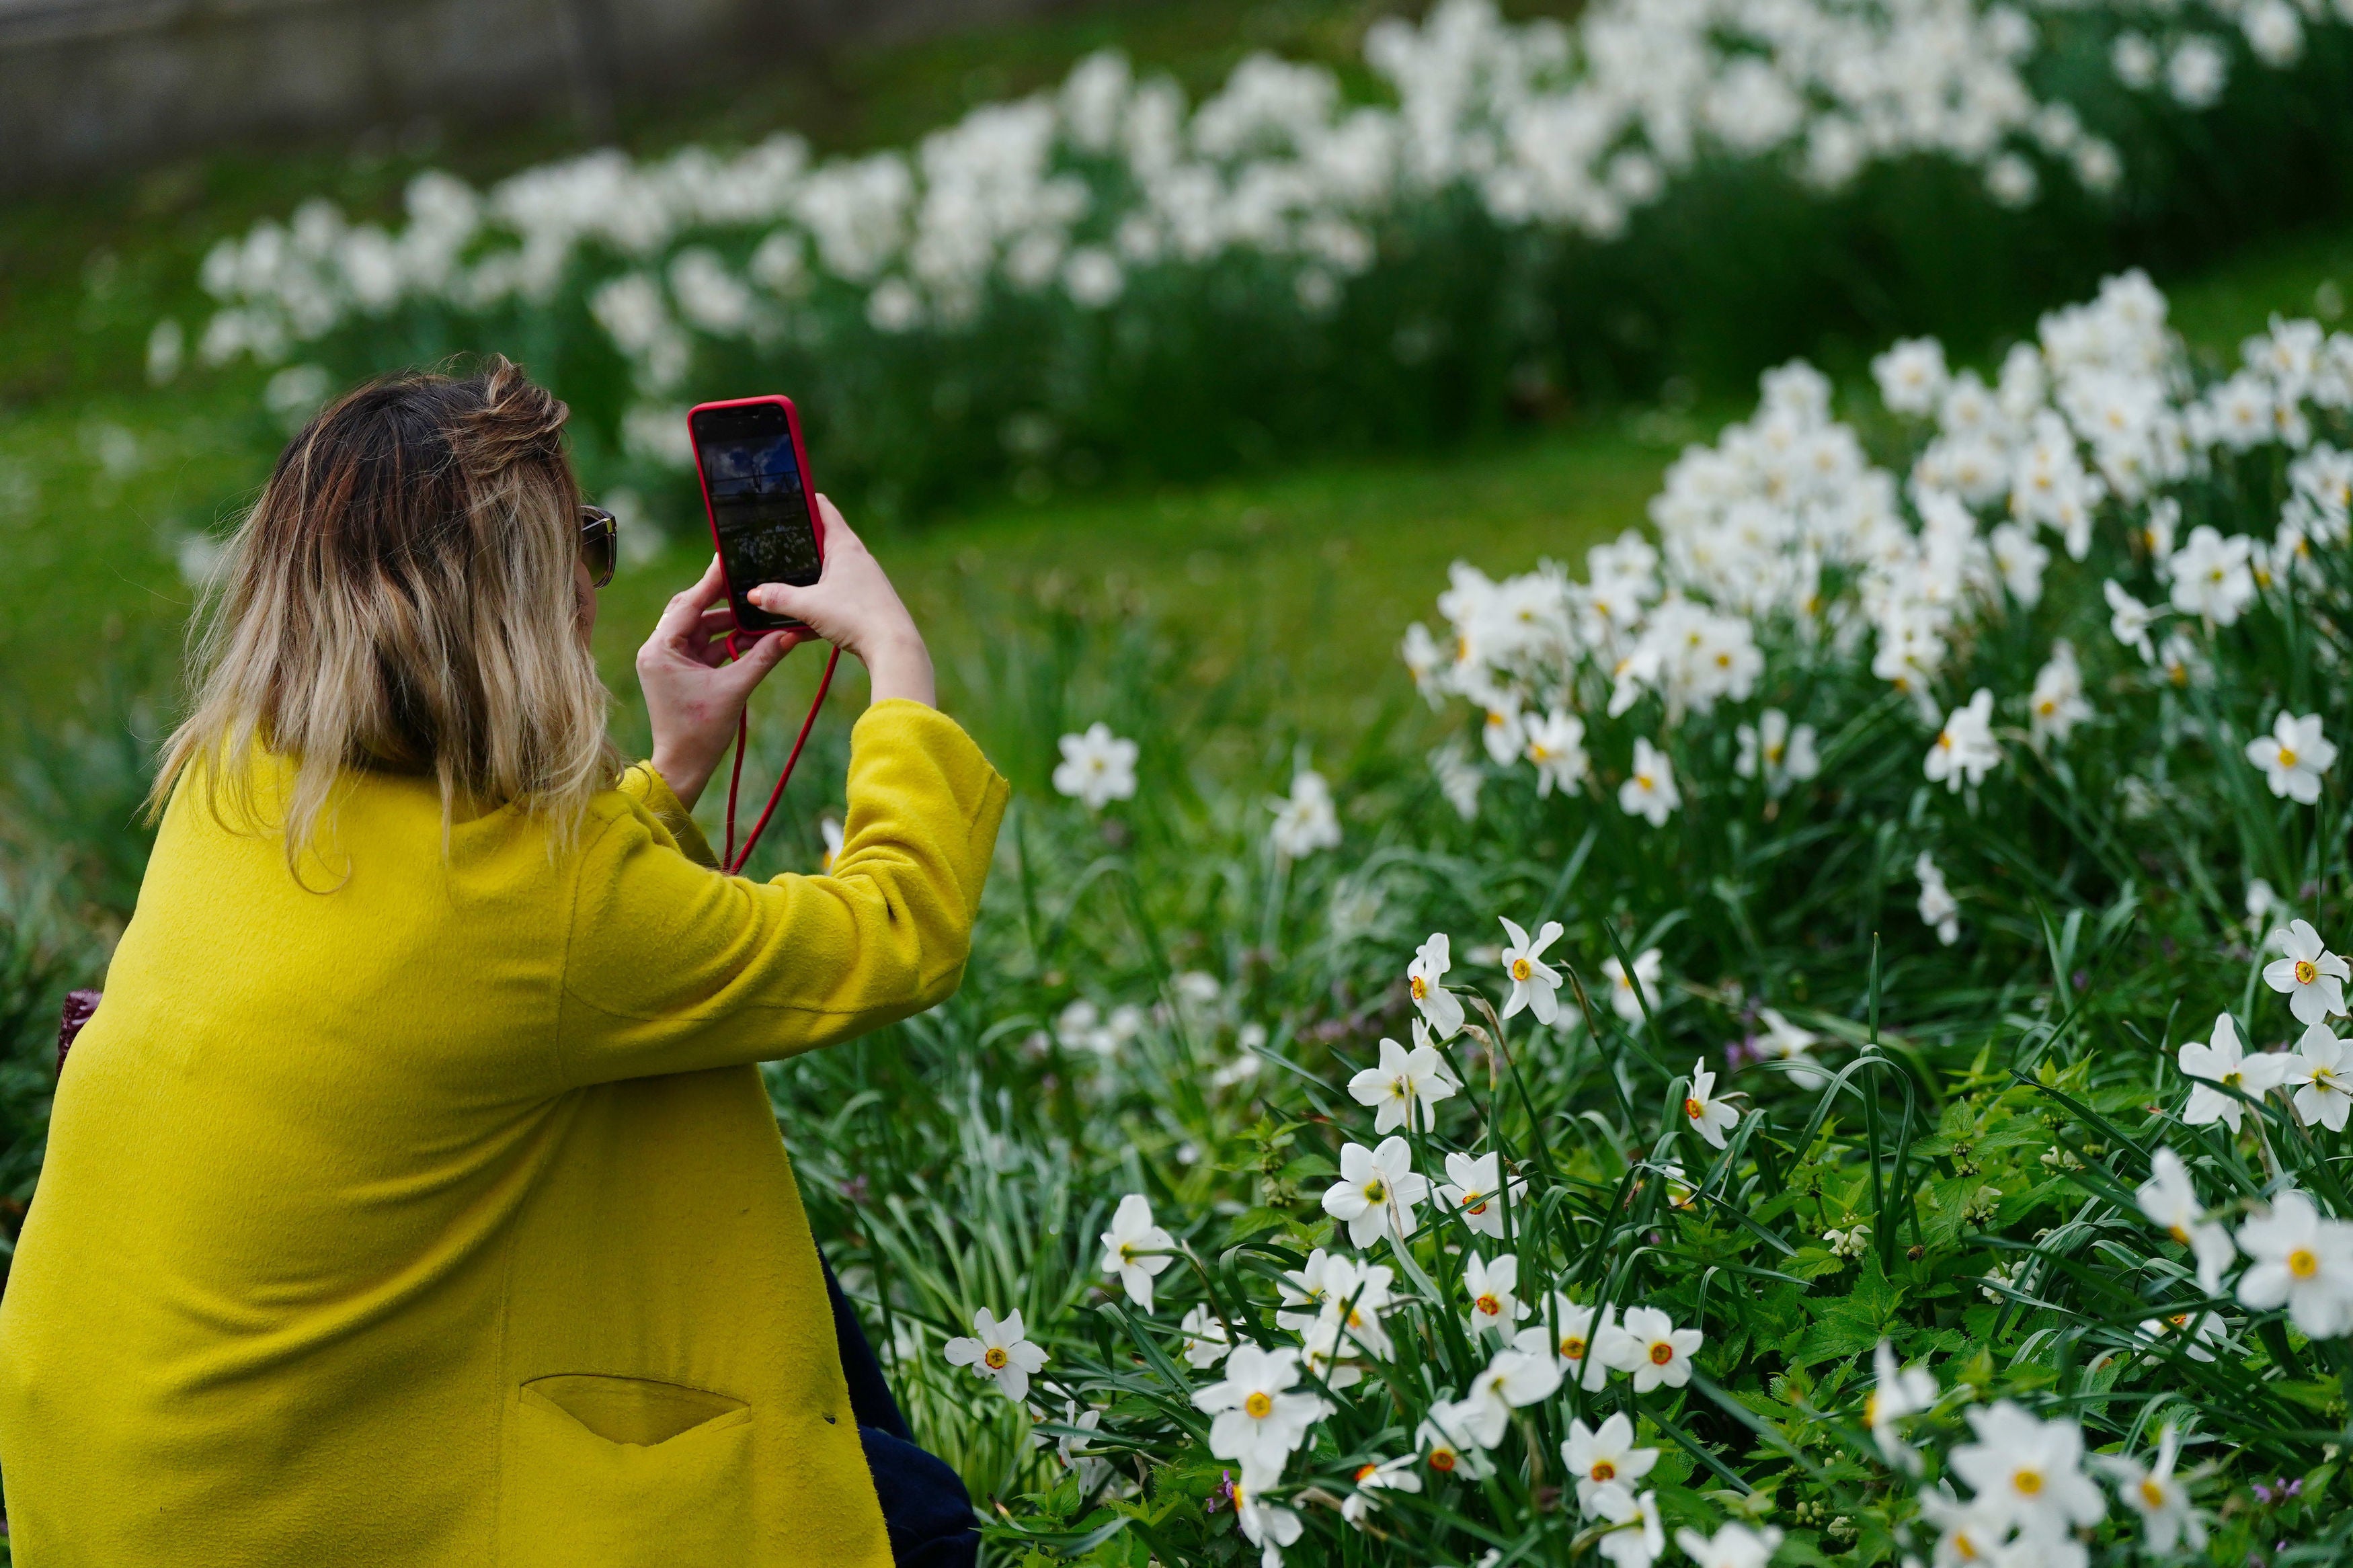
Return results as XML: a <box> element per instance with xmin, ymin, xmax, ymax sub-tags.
<box><xmin>652</xmin><ymin>556</ymin><xmax>731</xmax><ymax>649</ymax></box>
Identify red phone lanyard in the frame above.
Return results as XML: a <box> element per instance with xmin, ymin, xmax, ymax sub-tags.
<box><xmin>719</xmin><ymin>634</ymin><xmax>842</xmax><ymax>876</ymax></box>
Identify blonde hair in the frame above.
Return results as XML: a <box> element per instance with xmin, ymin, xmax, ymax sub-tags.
<box><xmin>152</xmin><ymin>356</ymin><xmax>621</xmax><ymax>882</ymax></box>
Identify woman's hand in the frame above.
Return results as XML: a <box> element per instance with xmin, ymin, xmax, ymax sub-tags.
<box><xmin>746</xmin><ymin>497</ymin><xmax>936</xmax><ymax>710</ymax></box>
<box><xmin>637</xmin><ymin>555</ymin><xmax>802</xmax><ymax>811</ymax></box>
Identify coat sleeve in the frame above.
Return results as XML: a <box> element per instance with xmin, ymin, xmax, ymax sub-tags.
<box><xmin>555</xmin><ymin>700</ymin><xmax>1010</xmax><ymax>1087</ymax></box>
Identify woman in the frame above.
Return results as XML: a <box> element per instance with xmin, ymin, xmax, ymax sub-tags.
<box><xmin>0</xmin><ymin>358</ymin><xmax>1008</xmax><ymax>1565</ymax></box>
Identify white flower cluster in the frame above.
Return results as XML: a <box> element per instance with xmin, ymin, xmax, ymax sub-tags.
<box><xmin>177</xmin><ymin>0</ymin><xmax>2347</xmax><ymax>448</ymax></box>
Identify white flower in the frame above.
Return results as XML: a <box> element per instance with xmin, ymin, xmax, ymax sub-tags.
<box><xmin>2288</xmin><ymin>1022</ymin><xmax>2353</xmax><ymax>1131</ymax></box>
<box><xmin>1874</xmin><ymin>337</ymin><xmax>1950</xmax><ymax>415</ymax></box>
<box><xmin>943</xmin><ymin>1307</ymin><xmax>1048</xmax><ymax>1403</ymax></box>
<box><xmin>1599</xmin><ymin>1304</ymin><xmax>1702</xmax><ymax>1393</ymax></box>
<box><xmin>2167</xmin><ymin>525</ymin><xmax>2257</xmax><ymax>625</ymax></box>
<box><xmin>1497</xmin><ymin>915</ymin><xmax>1566</xmax><ymax>1025</ymax></box>
<box><xmin>1546</xmin><ymin>1295</ymin><xmax>1616</xmax><ymax>1392</ymax></box>
<box><xmin>1948</xmin><ymin>1401</ymin><xmax>2105</xmax><ymax>1540</ymax></box>
<box><xmin>1099</xmin><ymin>1193</ymin><xmax>1175</xmax><ymax>1311</ymax></box>
<box><xmin>2139</xmin><ymin>1308</ymin><xmax>2227</xmax><ymax>1363</ymax></box>
<box><xmin>1591</xmin><ymin>1485</ymin><xmax>1665</xmax><ymax>1568</ymax></box>
<box><xmin>2237</xmin><ymin>1190</ymin><xmax>2353</xmax><ymax>1339</ymax></box>
<box><xmin>1620</xmin><ymin>737</ymin><xmax>1681</xmax><ymax>825</ymax></box>
<box><xmin>2097</xmin><ymin>1426</ymin><xmax>2206</xmax><ymax>1556</ymax></box>
<box><xmin>1233</xmin><ymin>1471</ymin><xmax>1304</xmax><ymax>1568</ymax></box>
<box><xmin>817</xmin><ymin>816</ymin><xmax>844</xmax><ymax>873</ymax></box>
<box><xmin>1320</xmin><ymin>1136</ymin><xmax>1427</xmax><ymax>1248</ymax></box>
<box><xmin>1824</xmin><ymin>1221</ymin><xmax>1872</xmax><ymax>1260</ymax></box>
<box><xmin>1033</xmin><ymin>1397</ymin><xmax>1109</xmax><ymax>1492</ymax></box>
<box><xmin>1193</xmin><ymin>1345</ymin><xmax>1326</xmax><ymax>1475</ymax></box>
<box><xmin>1415</xmin><ymin>1401</ymin><xmax>1494</xmax><ymax>1481</ymax></box>
<box><xmin>1524</xmin><ymin>709</ymin><xmax>1591</xmax><ymax>796</ymax></box>
<box><xmin>2105</xmin><ymin>580</ymin><xmax>2157</xmax><ymax>662</ymax></box>
<box><xmin>1753</xmin><ymin>1008</ymin><xmax>1825</xmax><ymax>1089</ymax></box>
<box><xmin>2263</xmin><ymin>919</ymin><xmax>2349</xmax><ymax>1024</ymax></box>
<box><xmin>1407</xmin><ymin>932</ymin><xmax>1465</xmax><ymax>1039</ymax></box>
<box><xmin>2167</xmin><ymin>35</ymin><xmax>2229</xmax><ymax>109</ymax></box>
<box><xmin>1462</xmin><ymin>1251</ymin><xmax>1527</xmax><ymax>1338</ymax></box>
<box><xmin>1339</xmin><ymin>1454</ymin><xmax>1421</xmax><ymax>1528</ymax></box>
<box><xmin>1866</xmin><ymin>1339</ymin><xmax>1938</xmax><ymax>1476</ymax></box>
<box><xmin>1436</xmin><ymin>1149</ymin><xmax>1525</xmax><ymax>1240</ymax></box>
<box><xmin>1682</xmin><ymin>1059</ymin><xmax>1741</xmax><ymax>1150</ymax></box>
<box><xmin>1347</xmin><ymin>1032</ymin><xmax>1458</xmax><ymax>1134</ymax></box>
<box><xmin>1923</xmin><ymin>688</ymin><xmax>2000</xmax><ymax>792</ymax></box>
<box><xmin>1915</xmin><ymin>853</ymin><xmax>1960</xmax><ymax>946</ymax></box>
<box><xmin>2178</xmin><ymin>1012</ymin><xmax>2293</xmax><ymax>1132</ymax></box>
<box><xmin>1051</xmin><ymin>723</ymin><xmax>1140</xmax><ymax>810</ymax></box>
<box><xmin>2135</xmin><ymin>1147</ymin><xmax>2236</xmax><ymax>1295</ymax></box>
<box><xmin>1674</xmin><ymin>1522</ymin><xmax>1785</xmax><ymax>1568</ymax></box>
<box><xmin>1180</xmin><ymin>1304</ymin><xmax>1233</xmax><ymax>1369</ymax></box>
<box><xmin>1603</xmin><ymin>948</ymin><xmax>1664</xmax><ymax>1024</ymax></box>
<box><xmin>2027</xmin><ymin>643</ymin><xmax>2091</xmax><ymax>748</ymax></box>
<box><xmin>1458</xmin><ymin>1327</ymin><xmax>1564</xmax><ymax>1442</ymax></box>
<box><xmin>1734</xmin><ymin>708</ymin><xmax>1820</xmax><ymax>799</ymax></box>
<box><xmin>1561</xmin><ymin>1412</ymin><xmax>1659</xmax><ymax>1515</ymax></box>
<box><xmin>2246</xmin><ymin>712</ymin><xmax>2336</xmax><ymax>803</ymax></box>
<box><xmin>1269</xmin><ymin>770</ymin><xmax>1341</xmax><ymax>859</ymax></box>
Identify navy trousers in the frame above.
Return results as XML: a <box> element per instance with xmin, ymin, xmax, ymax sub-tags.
<box><xmin>819</xmin><ymin>1255</ymin><xmax>981</xmax><ymax>1568</ymax></box>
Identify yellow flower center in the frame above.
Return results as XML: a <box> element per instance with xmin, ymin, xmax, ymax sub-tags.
<box><xmin>2295</xmin><ymin>958</ymin><xmax>2318</xmax><ymax>985</ymax></box>
<box><xmin>1465</xmin><ymin>1194</ymin><xmax>1490</xmax><ymax>1216</ymax></box>
<box><xmin>1648</xmin><ymin>1342</ymin><xmax>1673</xmax><ymax>1366</ymax></box>
<box><xmin>1937</xmin><ymin>731</ymin><xmax>1954</xmax><ymax>751</ymax></box>
<box><xmin>1244</xmin><ymin>1391</ymin><xmax>1273</xmax><ymax>1419</ymax></box>
<box><xmin>2140</xmin><ymin>1478</ymin><xmax>2167</xmax><ymax>1510</ymax></box>
<box><xmin>1410</xmin><ymin>975</ymin><xmax>1429</xmax><ymax>1000</ymax></box>
<box><xmin>1486</xmin><ymin>712</ymin><xmax>1505</xmax><ymax>728</ymax></box>
<box><xmin>2168</xmin><ymin>1224</ymin><xmax>2190</xmax><ymax>1245</ymax></box>
<box><xmin>1355</xmin><ymin>1463</ymin><xmax>1378</xmax><ymax>1484</ymax></box>
<box><xmin>1511</xmin><ymin>958</ymin><xmax>1533</xmax><ymax>981</ymax></box>
<box><xmin>1363</xmin><ymin>1178</ymin><xmax>1387</xmax><ymax>1203</ymax></box>
<box><xmin>1865</xmin><ymin>1392</ymin><xmax>1881</xmax><ymax>1426</ymax></box>
<box><xmin>2013</xmin><ymin>1468</ymin><xmax>2044</xmax><ymax>1496</ymax></box>
<box><xmin>1475</xmin><ymin>1293</ymin><xmax>1501</xmax><ymax>1317</ymax></box>
<box><xmin>1684</xmin><ymin>1097</ymin><xmax>1704</xmax><ymax>1120</ymax></box>
<box><xmin>1591</xmin><ymin>1459</ymin><xmax>1616</xmax><ymax>1482</ymax></box>
<box><xmin>1430</xmin><ymin>1448</ymin><xmax>1457</xmax><ymax>1473</ymax></box>
<box><xmin>984</xmin><ymin>1346</ymin><xmax>1008</xmax><ymax>1370</ymax></box>
<box><xmin>2168</xmin><ymin>1312</ymin><xmax>2192</xmax><ymax>1329</ymax></box>
<box><xmin>1635</xmin><ymin>772</ymin><xmax>1655</xmax><ymax>789</ymax></box>
<box><xmin>2289</xmin><ymin>1247</ymin><xmax>2320</xmax><ymax>1280</ymax></box>
<box><xmin>1765</xmin><ymin>743</ymin><xmax>1784</xmax><ymax>764</ymax></box>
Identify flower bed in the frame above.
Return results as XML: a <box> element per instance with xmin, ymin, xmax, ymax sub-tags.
<box><xmin>167</xmin><ymin>0</ymin><xmax>2353</xmax><ymax>518</ymax></box>
<box><xmin>744</xmin><ymin>272</ymin><xmax>2353</xmax><ymax>1566</ymax></box>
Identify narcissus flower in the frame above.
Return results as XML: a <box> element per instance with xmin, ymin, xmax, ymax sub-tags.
<box><xmin>1436</xmin><ymin>1149</ymin><xmax>1525</xmax><ymax>1239</ymax></box>
<box><xmin>1052</xmin><ymin>723</ymin><xmax>1140</xmax><ymax>809</ymax></box>
<box><xmin>1347</xmin><ymin>1032</ymin><xmax>1458</xmax><ymax>1134</ymax></box>
<box><xmin>943</xmin><ymin>1308</ymin><xmax>1047</xmax><ymax>1403</ymax></box>
<box><xmin>1591</xmin><ymin>1485</ymin><xmax>1665</xmax><ymax>1568</ymax></box>
<box><xmin>1099</xmin><ymin>1193</ymin><xmax>1174</xmax><ymax>1311</ymax></box>
<box><xmin>1619</xmin><ymin>737</ymin><xmax>1681</xmax><ymax>825</ymax></box>
<box><xmin>1674</xmin><ymin>1522</ymin><xmax>1785</xmax><ymax>1568</ymax></box>
<box><xmin>1456</xmin><ymin>1328</ymin><xmax>1564</xmax><ymax>1442</ymax></box>
<box><xmin>2135</xmin><ymin>1147</ymin><xmax>2236</xmax><ymax>1294</ymax></box>
<box><xmin>1406</xmin><ymin>932</ymin><xmax>1465</xmax><ymax>1039</ymax></box>
<box><xmin>1462</xmin><ymin>1251</ymin><xmax>1527</xmax><ymax>1337</ymax></box>
<box><xmin>1682</xmin><ymin>1059</ymin><xmax>1741</xmax><ymax>1149</ymax></box>
<box><xmin>1320</xmin><ymin>1137</ymin><xmax>1428</xmax><ymax>1248</ymax></box>
<box><xmin>1599</xmin><ymin>1305</ymin><xmax>1702</xmax><ymax>1392</ymax></box>
<box><xmin>1414</xmin><ymin>1402</ymin><xmax>1494</xmax><ymax>1480</ymax></box>
<box><xmin>1268</xmin><ymin>770</ymin><xmax>1341</xmax><ymax>859</ymax></box>
<box><xmin>1546</xmin><ymin>1295</ymin><xmax>1615</xmax><ymax>1391</ymax></box>
<box><xmin>1561</xmin><ymin>1412</ymin><xmax>1659</xmax><ymax>1514</ymax></box>
<box><xmin>1866</xmin><ymin>1339</ymin><xmax>1938</xmax><ymax>1473</ymax></box>
<box><xmin>1497</xmin><ymin>915</ymin><xmax>1566</xmax><ymax>1024</ymax></box>
<box><xmin>2286</xmin><ymin>1022</ymin><xmax>2353</xmax><ymax>1130</ymax></box>
<box><xmin>1232</xmin><ymin>1471</ymin><xmax>1303</xmax><ymax>1568</ymax></box>
<box><xmin>1949</xmin><ymin>1401</ymin><xmax>2105</xmax><ymax>1540</ymax></box>
<box><xmin>1915</xmin><ymin>852</ymin><xmax>1960</xmax><ymax>945</ymax></box>
<box><xmin>1193</xmin><ymin>1345</ymin><xmax>1326</xmax><ymax>1475</ymax></box>
<box><xmin>1179</xmin><ymin>1304</ymin><xmax>1233</xmax><ymax>1369</ymax></box>
<box><xmin>1923</xmin><ymin>688</ymin><xmax>2000</xmax><ymax>791</ymax></box>
<box><xmin>2106</xmin><ymin>579</ymin><xmax>2157</xmax><ymax>661</ymax></box>
<box><xmin>2237</xmin><ymin>1190</ymin><xmax>2353</xmax><ymax>1339</ymax></box>
<box><xmin>1753</xmin><ymin>1007</ymin><xmax>1826</xmax><ymax>1088</ymax></box>
<box><xmin>2264</xmin><ymin>919</ymin><xmax>2348</xmax><ymax>1024</ymax></box>
<box><xmin>1734</xmin><ymin>708</ymin><xmax>1819</xmax><ymax>798</ymax></box>
<box><xmin>1603</xmin><ymin>947</ymin><xmax>1663</xmax><ymax>1024</ymax></box>
<box><xmin>2178</xmin><ymin>1012</ymin><xmax>2291</xmax><ymax>1132</ymax></box>
<box><xmin>2246</xmin><ymin>712</ymin><xmax>2336</xmax><ymax>802</ymax></box>
<box><xmin>1339</xmin><ymin>1454</ymin><xmax>1421</xmax><ymax>1527</ymax></box>
<box><xmin>2097</xmin><ymin>1425</ymin><xmax>2206</xmax><ymax>1555</ymax></box>
<box><xmin>1524</xmin><ymin>709</ymin><xmax>1591</xmax><ymax>796</ymax></box>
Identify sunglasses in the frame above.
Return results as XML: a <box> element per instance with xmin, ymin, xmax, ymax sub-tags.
<box><xmin>579</xmin><ymin>504</ymin><xmax>617</xmax><ymax>588</ymax></box>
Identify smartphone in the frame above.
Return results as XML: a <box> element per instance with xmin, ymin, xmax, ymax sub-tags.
<box><xmin>687</xmin><ymin>395</ymin><xmax>826</xmax><ymax>634</ymax></box>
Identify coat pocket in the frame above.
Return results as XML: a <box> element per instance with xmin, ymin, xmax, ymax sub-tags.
<box><xmin>500</xmin><ymin>1373</ymin><xmax>755</xmax><ymax>1566</ymax></box>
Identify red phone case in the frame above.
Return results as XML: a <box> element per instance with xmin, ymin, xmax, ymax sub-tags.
<box><xmin>686</xmin><ymin>394</ymin><xmax>826</xmax><ymax>634</ymax></box>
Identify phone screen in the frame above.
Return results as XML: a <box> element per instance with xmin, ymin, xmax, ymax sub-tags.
<box><xmin>692</xmin><ymin>402</ymin><xmax>821</xmax><ymax>632</ymax></box>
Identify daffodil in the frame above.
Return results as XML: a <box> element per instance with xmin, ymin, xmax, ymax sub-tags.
<box><xmin>2096</xmin><ymin>1425</ymin><xmax>2206</xmax><ymax>1555</ymax></box>
<box><xmin>1590</xmin><ymin>1484</ymin><xmax>1665</xmax><ymax>1568</ymax></box>
<box><xmin>2135</xmin><ymin>1147</ymin><xmax>2236</xmax><ymax>1294</ymax></box>
<box><xmin>1523</xmin><ymin>708</ymin><xmax>1591</xmax><ymax>796</ymax></box>
<box><xmin>943</xmin><ymin>1307</ymin><xmax>1048</xmax><ymax>1403</ymax></box>
<box><xmin>1099</xmin><ymin>1193</ymin><xmax>1174</xmax><ymax>1311</ymax></box>
<box><xmin>1319</xmin><ymin>1137</ymin><xmax>1429</xmax><ymax>1248</ymax></box>
<box><xmin>1339</xmin><ymin>1454</ymin><xmax>1421</xmax><ymax>1528</ymax></box>
<box><xmin>2264</xmin><ymin>919</ymin><xmax>2349</xmax><ymax>1024</ymax></box>
<box><xmin>1455</xmin><ymin>1327</ymin><xmax>1564</xmax><ymax>1443</ymax></box>
<box><xmin>1734</xmin><ymin>708</ymin><xmax>1820</xmax><ymax>797</ymax></box>
<box><xmin>1923</xmin><ymin>688</ymin><xmax>2000</xmax><ymax>791</ymax></box>
<box><xmin>1673</xmin><ymin>1522</ymin><xmax>1785</xmax><ymax>1568</ymax></box>
<box><xmin>1497</xmin><ymin>915</ymin><xmax>1565</xmax><ymax>1024</ymax></box>
<box><xmin>1599</xmin><ymin>1305</ymin><xmax>1702</xmax><ymax>1392</ymax></box>
<box><xmin>1406</xmin><ymin>932</ymin><xmax>1465</xmax><ymax>1038</ymax></box>
<box><xmin>1545</xmin><ymin>1294</ymin><xmax>1615</xmax><ymax>1391</ymax></box>
<box><xmin>1682</xmin><ymin>1058</ymin><xmax>1741</xmax><ymax>1149</ymax></box>
<box><xmin>1180</xmin><ymin>1303</ymin><xmax>1233</xmax><ymax>1369</ymax></box>
<box><xmin>1915</xmin><ymin>852</ymin><xmax>1961</xmax><ymax>945</ymax></box>
<box><xmin>1618</xmin><ymin>737</ymin><xmax>1681</xmax><ymax>825</ymax></box>
<box><xmin>2137</xmin><ymin>1308</ymin><xmax>2227</xmax><ymax>1363</ymax></box>
<box><xmin>1192</xmin><ymin>1345</ymin><xmax>1327</xmax><ymax>1475</ymax></box>
<box><xmin>1462</xmin><ymin>1251</ymin><xmax>1527</xmax><ymax>1338</ymax></box>
<box><xmin>2287</xmin><ymin>1022</ymin><xmax>2353</xmax><ymax>1130</ymax></box>
<box><xmin>2237</xmin><ymin>1190</ymin><xmax>2353</xmax><ymax>1339</ymax></box>
<box><xmin>1866</xmin><ymin>1339</ymin><xmax>1938</xmax><ymax>1474</ymax></box>
<box><xmin>1603</xmin><ymin>947</ymin><xmax>1663</xmax><ymax>1024</ymax></box>
<box><xmin>1753</xmin><ymin>1007</ymin><xmax>1826</xmax><ymax>1088</ymax></box>
<box><xmin>1346</xmin><ymin>1032</ymin><xmax>1458</xmax><ymax>1134</ymax></box>
<box><xmin>1414</xmin><ymin>1402</ymin><xmax>1494</xmax><ymax>1481</ymax></box>
<box><xmin>1232</xmin><ymin>1471</ymin><xmax>1304</xmax><ymax>1568</ymax></box>
<box><xmin>1561</xmin><ymin>1412</ymin><xmax>1659</xmax><ymax>1514</ymax></box>
<box><xmin>2247</xmin><ymin>712</ymin><xmax>2337</xmax><ymax>802</ymax></box>
<box><xmin>1436</xmin><ymin>1149</ymin><xmax>1525</xmax><ymax>1239</ymax></box>
<box><xmin>2105</xmin><ymin>579</ymin><xmax>2157</xmax><ymax>661</ymax></box>
<box><xmin>1948</xmin><ymin>1401</ymin><xmax>2106</xmax><ymax>1541</ymax></box>
<box><xmin>1268</xmin><ymin>770</ymin><xmax>1341</xmax><ymax>859</ymax></box>
<box><xmin>1051</xmin><ymin>723</ymin><xmax>1140</xmax><ymax>810</ymax></box>
<box><xmin>2178</xmin><ymin>1012</ymin><xmax>2292</xmax><ymax>1132</ymax></box>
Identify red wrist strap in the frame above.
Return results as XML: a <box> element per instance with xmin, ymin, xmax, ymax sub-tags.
<box><xmin>720</xmin><ymin>635</ymin><xmax>841</xmax><ymax>876</ymax></box>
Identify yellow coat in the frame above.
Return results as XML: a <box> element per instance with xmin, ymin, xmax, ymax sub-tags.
<box><xmin>0</xmin><ymin>699</ymin><xmax>1009</xmax><ymax>1566</ymax></box>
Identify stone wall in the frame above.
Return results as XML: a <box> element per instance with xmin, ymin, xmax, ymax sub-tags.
<box><xmin>0</xmin><ymin>0</ymin><xmax>1083</xmax><ymax>190</ymax></box>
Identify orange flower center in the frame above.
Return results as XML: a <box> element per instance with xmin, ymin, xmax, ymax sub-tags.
<box><xmin>1244</xmin><ymin>1391</ymin><xmax>1273</xmax><ymax>1419</ymax></box>
<box><xmin>1562</xmin><ymin>1335</ymin><xmax>1587</xmax><ymax>1360</ymax></box>
<box><xmin>1465</xmin><ymin>1196</ymin><xmax>1490</xmax><ymax>1215</ymax></box>
<box><xmin>1591</xmin><ymin>1459</ymin><xmax>1616</xmax><ymax>1481</ymax></box>
<box><xmin>983</xmin><ymin>1346</ymin><xmax>1008</xmax><ymax>1370</ymax></box>
<box><xmin>2296</xmin><ymin>958</ymin><xmax>2318</xmax><ymax>985</ymax></box>
<box><xmin>1511</xmin><ymin>958</ymin><xmax>1533</xmax><ymax>981</ymax></box>
<box><xmin>1648</xmin><ymin>1342</ymin><xmax>1673</xmax><ymax>1366</ymax></box>
<box><xmin>1475</xmin><ymin>1294</ymin><xmax>1501</xmax><ymax>1317</ymax></box>
<box><xmin>1410</xmin><ymin>975</ymin><xmax>1429</xmax><ymax>999</ymax></box>
<box><xmin>1684</xmin><ymin>1097</ymin><xmax>1704</xmax><ymax>1120</ymax></box>
<box><xmin>1430</xmin><ymin>1449</ymin><xmax>1456</xmax><ymax>1473</ymax></box>
<box><xmin>2140</xmin><ymin>1478</ymin><xmax>2167</xmax><ymax>1510</ymax></box>
<box><xmin>1355</xmin><ymin>1463</ymin><xmax>1379</xmax><ymax>1484</ymax></box>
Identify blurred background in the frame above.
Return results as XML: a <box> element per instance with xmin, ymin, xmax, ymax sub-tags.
<box><xmin>3</xmin><ymin>0</ymin><xmax>2353</xmax><ymax>1249</ymax></box>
